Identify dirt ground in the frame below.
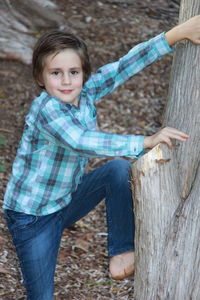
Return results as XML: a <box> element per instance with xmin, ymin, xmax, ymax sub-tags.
<box><xmin>0</xmin><ymin>0</ymin><xmax>179</xmax><ymax>299</ymax></box>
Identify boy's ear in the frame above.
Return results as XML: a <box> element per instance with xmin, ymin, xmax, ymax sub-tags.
<box><xmin>37</xmin><ymin>78</ymin><xmax>44</xmax><ymax>88</ymax></box>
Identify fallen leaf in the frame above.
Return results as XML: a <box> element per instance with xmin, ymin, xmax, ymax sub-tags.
<box><xmin>0</xmin><ymin>266</ymin><xmax>12</xmax><ymax>275</ymax></box>
<box><xmin>72</xmin><ymin>239</ymin><xmax>90</xmax><ymax>252</ymax></box>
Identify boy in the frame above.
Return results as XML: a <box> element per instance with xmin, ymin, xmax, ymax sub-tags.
<box><xmin>3</xmin><ymin>15</ymin><xmax>200</xmax><ymax>300</ymax></box>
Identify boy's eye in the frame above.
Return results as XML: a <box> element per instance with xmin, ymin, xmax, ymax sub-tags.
<box><xmin>70</xmin><ymin>70</ymin><xmax>78</xmax><ymax>75</ymax></box>
<box><xmin>52</xmin><ymin>71</ymin><xmax>60</xmax><ymax>76</ymax></box>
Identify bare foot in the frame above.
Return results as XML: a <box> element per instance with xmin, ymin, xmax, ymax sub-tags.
<box><xmin>109</xmin><ymin>251</ymin><xmax>134</xmax><ymax>280</ymax></box>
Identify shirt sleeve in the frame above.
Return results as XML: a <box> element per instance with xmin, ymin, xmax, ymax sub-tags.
<box><xmin>84</xmin><ymin>32</ymin><xmax>174</xmax><ymax>103</ymax></box>
<box><xmin>37</xmin><ymin>102</ymin><xmax>144</xmax><ymax>159</ymax></box>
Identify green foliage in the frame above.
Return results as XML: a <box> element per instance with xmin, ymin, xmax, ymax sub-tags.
<box><xmin>0</xmin><ymin>136</ymin><xmax>6</xmax><ymax>147</ymax></box>
<box><xmin>0</xmin><ymin>164</ymin><xmax>5</xmax><ymax>172</ymax></box>
<box><xmin>0</xmin><ymin>89</ymin><xmax>6</xmax><ymax>98</ymax></box>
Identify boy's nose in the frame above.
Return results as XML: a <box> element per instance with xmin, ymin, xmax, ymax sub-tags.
<box><xmin>62</xmin><ymin>73</ymin><xmax>71</xmax><ymax>84</ymax></box>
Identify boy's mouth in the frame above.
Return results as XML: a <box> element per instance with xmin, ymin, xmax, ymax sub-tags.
<box><xmin>59</xmin><ymin>89</ymin><xmax>73</xmax><ymax>94</ymax></box>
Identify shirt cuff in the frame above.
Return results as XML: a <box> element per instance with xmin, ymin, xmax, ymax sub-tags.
<box><xmin>128</xmin><ymin>135</ymin><xmax>144</xmax><ymax>158</ymax></box>
<box><xmin>150</xmin><ymin>32</ymin><xmax>174</xmax><ymax>56</ymax></box>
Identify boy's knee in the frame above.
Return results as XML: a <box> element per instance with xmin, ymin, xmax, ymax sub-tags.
<box><xmin>108</xmin><ymin>159</ymin><xmax>132</xmax><ymax>182</ymax></box>
<box><xmin>109</xmin><ymin>158</ymin><xmax>131</xmax><ymax>171</ymax></box>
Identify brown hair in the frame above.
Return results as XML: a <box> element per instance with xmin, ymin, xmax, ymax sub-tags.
<box><xmin>32</xmin><ymin>31</ymin><xmax>91</xmax><ymax>88</ymax></box>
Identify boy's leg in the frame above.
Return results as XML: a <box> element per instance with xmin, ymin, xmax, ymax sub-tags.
<box><xmin>60</xmin><ymin>158</ymin><xmax>135</xmax><ymax>278</ymax></box>
<box><xmin>5</xmin><ymin>209</ymin><xmax>63</xmax><ymax>300</ymax></box>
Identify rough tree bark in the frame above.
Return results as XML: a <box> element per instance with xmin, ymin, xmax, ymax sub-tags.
<box><xmin>0</xmin><ymin>0</ymin><xmax>64</xmax><ymax>64</ymax></box>
<box><xmin>132</xmin><ymin>0</ymin><xmax>200</xmax><ymax>299</ymax></box>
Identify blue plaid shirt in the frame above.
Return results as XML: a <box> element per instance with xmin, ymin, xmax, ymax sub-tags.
<box><xmin>3</xmin><ymin>33</ymin><xmax>173</xmax><ymax>215</ymax></box>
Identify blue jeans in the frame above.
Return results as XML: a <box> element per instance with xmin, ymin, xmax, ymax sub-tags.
<box><xmin>5</xmin><ymin>159</ymin><xmax>135</xmax><ymax>300</ymax></box>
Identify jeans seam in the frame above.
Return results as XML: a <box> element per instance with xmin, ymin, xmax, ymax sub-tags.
<box><xmin>105</xmin><ymin>183</ymin><xmax>113</xmax><ymax>255</ymax></box>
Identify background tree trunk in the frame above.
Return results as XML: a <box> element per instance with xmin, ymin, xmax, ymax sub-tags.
<box><xmin>0</xmin><ymin>0</ymin><xmax>64</xmax><ymax>64</ymax></box>
<box><xmin>132</xmin><ymin>0</ymin><xmax>200</xmax><ymax>299</ymax></box>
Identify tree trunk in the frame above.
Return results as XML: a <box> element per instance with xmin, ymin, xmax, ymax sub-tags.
<box><xmin>0</xmin><ymin>0</ymin><xmax>64</xmax><ymax>64</ymax></box>
<box><xmin>132</xmin><ymin>0</ymin><xmax>200</xmax><ymax>299</ymax></box>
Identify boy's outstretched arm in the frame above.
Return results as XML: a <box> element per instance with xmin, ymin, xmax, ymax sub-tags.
<box><xmin>144</xmin><ymin>16</ymin><xmax>200</xmax><ymax>149</ymax></box>
<box><xmin>165</xmin><ymin>15</ymin><xmax>200</xmax><ymax>46</ymax></box>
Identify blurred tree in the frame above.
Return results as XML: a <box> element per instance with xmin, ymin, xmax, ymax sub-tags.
<box><xmin>132</xmin><ymin>0</ymin><xmax>200</xmax><ymax>299</ymax></box>
<box><xmin>0</xmin><ymin>0</ymin><xmax>63</xmax><ymax>64</ymax></box>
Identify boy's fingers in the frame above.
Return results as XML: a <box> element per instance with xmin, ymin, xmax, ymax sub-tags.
<box><xmin>163</xmin><ymin>127</ymin><xmax>189</xmax><ymax>138</ymax></box>
<box><xmin>160</xmin><ymin>128</ymin><xmax>190</xmax><ymax>147</ymax></box>
<box><xmin>166</xmin><ymin>133</ymin><xmax>189</xmax><ymax>142</ymax></box>
<box><xmin>170</xmin><ymin>132</ymin><xmax>189</xmax><ymax>139</ymax></box>
<box><xmin>193</xmin><ymin>39</ymin><xmax>200</xmax><ymax>44</ymax></box>
<box><xmin>162</xmin><ymin>137</ymin><xmax>173</xmax><ymax>148</ymax></box>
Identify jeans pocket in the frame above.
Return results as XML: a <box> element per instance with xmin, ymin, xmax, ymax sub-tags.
<box><xmin>5</xmin><ymin>210</ymin><xmax>38</xmax><ymax>230</ymax></box>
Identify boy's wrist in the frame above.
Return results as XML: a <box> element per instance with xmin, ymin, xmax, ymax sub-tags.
<box><xmin>143</xmin><ymin>136</ymin><xmax>151</xmax><ymax>149</ymax></box>
<box><xmin>165</xmin><ymin>25</ymin><xmax>185</xmax><ymax>46</ymax></box>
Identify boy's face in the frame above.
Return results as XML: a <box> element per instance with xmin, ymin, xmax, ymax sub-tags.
<box><xmin>39</xmin><ymin>48</ymin><xmax>84</xmax><ymax>106</ymax></box>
